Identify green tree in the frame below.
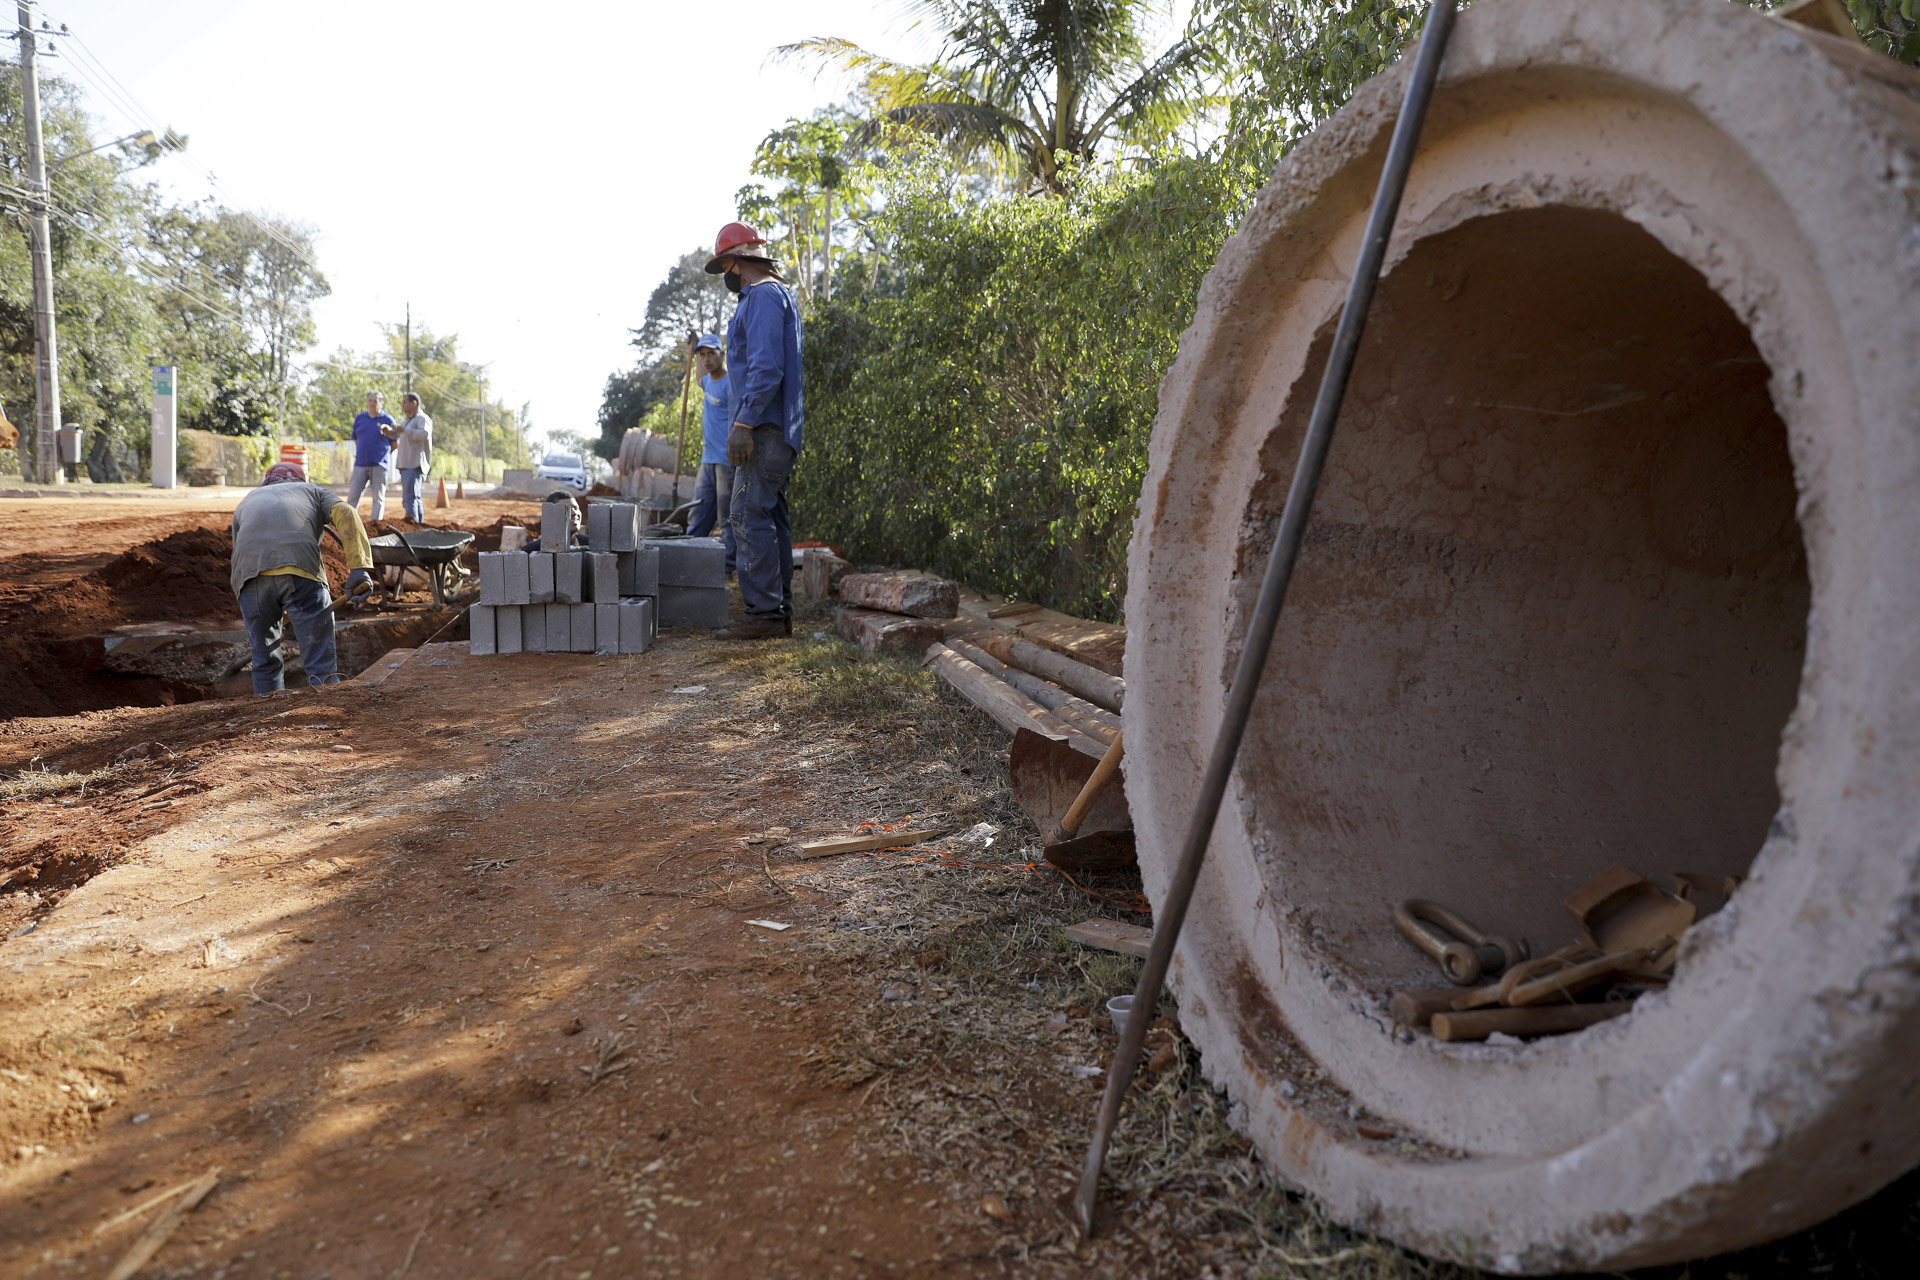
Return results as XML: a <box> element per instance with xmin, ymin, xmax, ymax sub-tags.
<box><xmin>780</xmin><ymin>0</ymin><xmax>1214</xmax><ymax>193</ymax></box>
<box><xmin>593</xmin><ymin>249</ymin><xmax>731</xmax><ymax>461</ymax></box>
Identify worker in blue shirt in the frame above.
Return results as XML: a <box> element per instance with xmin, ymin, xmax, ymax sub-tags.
<box><xmin>347</xmin><ymin>391</ymin><xmax>395</xmax><ymax>521</ymax></box>
<box><xmin>684</xmin><ymin>332</ymin><xmax>736</xmax><ymax>572</ymax></box>
<box><xmin>705</xmin><ymin>221</ymin><xmax>803</xmax><ymax>640</ymax></box>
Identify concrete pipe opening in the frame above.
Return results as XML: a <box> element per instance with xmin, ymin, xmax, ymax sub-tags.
<box><xmin>1126</xmin><ymin>0</ymin><xmax>1920</xmax><ymax>1273</ymax></box>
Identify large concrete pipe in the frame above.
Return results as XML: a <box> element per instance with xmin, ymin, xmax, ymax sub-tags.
<box><xmin>1124</xmin><ymin>0</ymin><xmax>1920</xmax><ymax>1272</ymax></box>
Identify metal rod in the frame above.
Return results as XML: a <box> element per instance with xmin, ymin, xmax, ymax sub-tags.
<box><xmin>1071</xmin><ymin>0</ymin><xmax>1460</xmax><ymax>1238</ymax></box>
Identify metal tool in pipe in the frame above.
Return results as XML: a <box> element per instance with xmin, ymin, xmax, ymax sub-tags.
<box><xmin>1072</xmin><ymin>0</ymin><xmax>1462</xmax><ymax>1238</ymax></box>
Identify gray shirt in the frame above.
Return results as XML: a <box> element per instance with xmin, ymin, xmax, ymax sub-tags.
<box><xmin>229</xmin><ymin>481</ymin><xmax>349</xmax><ymax>597</ymax></box>
<box><xmin>393</xmin><ymin>411</ymin><xmax>433</xmax><ymax>471</ymax></box>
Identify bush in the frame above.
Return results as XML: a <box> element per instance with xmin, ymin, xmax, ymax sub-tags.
<box><xmin>793</xmin><ymin>152</ymin><xmax>1257</xmax><ymax>621</ymax></box>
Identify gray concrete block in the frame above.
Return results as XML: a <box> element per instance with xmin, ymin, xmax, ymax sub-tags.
<box><xmin>528</xmin><ymin>552</ymin><xmax>556</xmax><ymax>604</ymax></box>
<box><xmin>478</xmin><ymin>552</ymin><xmax>507</xmax><ymax>605</ymax></box>
<box><xmin>595</xmin><ymin>603</ymin><xmax>620</xmax><ymax>655</ymax></box>
<box><xmin>469</xmin><ymin>603</ymin><xmax>496</xmax><ymax>655</ymax></box>
<box><xmin>587</xmin><ymin>552</ymin><xmax>618</xmax><ymax>603</ymax></box>
<box><xmin>608</xmin><ymin>501</ymin><xmax>640</xmax><ymax>552</ymax></box>
<box><xmin>554</xmin><ymin>551</ymin><xmax>585</xmax><ymax>604</ymax></box>
<box><xmin>496</xmin><ymin>600</ymin><xmax>524</xmax><ymax>653</ymax></box>
<box><xmin>619</xmin><ymin>597</ymin><xmax>656</xmax><ymax>653</ymax></box>
<box><xmin>657</xmin><ymin>537</ymin><xmax>727</xmax><ymax>588</ymax></box>
<box><xmin>522</xmin><ymin>604</ymin><xmax>547</xmax><ymax>652</ymax></box>
<box><xmin>545</xmin><ymin>602</ymin><xmax>571</xmax><ymax>652</ymax></box>
<box><xmin>502</xmin><ymin>552</ymin><xmax>530</xmax><ymax>605</ymax></box>
<box><xmin>570</xmin><ymin>603</ymin><xmax>596</xmax><ymax>653</ymax></box>
<box><xmin>618</xmin><ymin>545</ymin><xmax>660</xmax><ymax>596</ymax></box>
<box><xmin>587</xmin><ymin>502</ymin><xmax>612</xmax><ymax>552</ymax></box>
<box><xmin>659</xmin><ymin>584</ymin><xmax>729</xmax><ymax>628</ymax></box>
<box><xmin>542</xmin><ymin>501</ymin><xmax>572</xmax><ymax>550</ymax></box>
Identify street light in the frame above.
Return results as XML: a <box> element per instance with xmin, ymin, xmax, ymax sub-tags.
<box><xmin>50</xmin><ymin>127</ymin><xmax>184</xmax><ymax>167</ymax></box>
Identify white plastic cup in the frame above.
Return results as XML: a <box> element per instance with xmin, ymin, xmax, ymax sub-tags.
<box><xmin>1107</xmin><ymin>994</ymin><xmax>1136</xmax><ymax>1036</ymax></box>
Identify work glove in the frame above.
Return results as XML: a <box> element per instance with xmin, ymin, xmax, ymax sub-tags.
<box><xmin>727</xmin><ymin>422</ymin><xmax>755</xmax><ymax>468</ymax></box>
<box><xmin>345</xmin><ymin>568</ymin><xmax>374</xmax><ymax>599</ymax></box>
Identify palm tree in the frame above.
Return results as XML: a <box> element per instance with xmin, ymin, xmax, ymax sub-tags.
<box><xmin>778</xmin><ymin>1</ymin><xmax>1212</xmax><ymax>195</ymax></box>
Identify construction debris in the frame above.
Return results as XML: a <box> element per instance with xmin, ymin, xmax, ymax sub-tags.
<box><xmin>800</xmin><ymin>547</ymin><xmax>850</xmax><ymax>600</ymax></box>
<box><xmin>836</xmin><ymin>607</ymin><xmax>943</xmax><ymax>654</ymax></box>
<box><xmin>838</xmin><ymin>572</ymin><xmax>960</xmax><ymax>620</ymax></box>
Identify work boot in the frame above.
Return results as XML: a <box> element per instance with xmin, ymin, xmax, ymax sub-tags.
<box><xmin>715</xmin><ymin>619</ymin><xmax>786</xmax><ymax>641</ymax></box>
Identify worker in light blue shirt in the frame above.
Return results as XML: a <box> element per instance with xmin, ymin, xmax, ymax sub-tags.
<box><xmin>347</xmin><ymin>391</ymin><xmax>395</xmax><ymax>521</ymax></box>
<box><xmin>705</xmin><ymin>221</ymin><xmax>803</xmax><ymax>640</ymax></box>
<box><xmin>685</xmin><ymin>332</ymin><xmax>736</xmax><ymax>571</ymax></box>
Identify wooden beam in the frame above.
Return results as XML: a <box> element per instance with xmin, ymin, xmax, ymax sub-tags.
<box><xmin>979</xmin><ymin>633</ymin><xmax>1125</xmax><ymax>712</ymax></box>
<box><xmin>926</xmin><ymin>643</ymin><xmax>1069</xmax><ymax>743</ymax></box>
<box><xmin>795</xmin><ymin>827</ymin><xmax>952</xmax><ymax>859</ymax></box>
<box><xmin>1065</xmin><ymin>917</ymin><xmax>1154</xmax><ymax>958</ymax></box>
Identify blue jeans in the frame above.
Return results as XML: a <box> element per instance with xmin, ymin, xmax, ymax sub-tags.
<box><xmin>238</xmin><ymin>573</ymin><xmax>339</xmax><ymax>694</ymax></box>
<box><xmin>688</xmin><ymin>462</ymin><xmax>736</xmax><ymax>569</ymax></box>
<box><xmin>729</xmin><ymin>425</ymin><xmax>794</xmax><ymax>621</ymax></box>
<box><xmin>399</xmin><ymin>468</ymin><xmax>425</xmax><ymax>522</ymax></box>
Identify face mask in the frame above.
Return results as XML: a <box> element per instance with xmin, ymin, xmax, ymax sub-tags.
<box><xmin>723</xmin><ymin>267</ymin><xmax>743</xmax><ymax>295</ymax></box>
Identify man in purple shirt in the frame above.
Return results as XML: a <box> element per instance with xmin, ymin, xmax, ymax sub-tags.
<box><xmin>348</xmin><ymin>391</ymin><xmax>395</xmax><ymax>520</ymax></box>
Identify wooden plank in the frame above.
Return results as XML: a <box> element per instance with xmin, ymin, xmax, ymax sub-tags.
<box><xmin>796</xmin><ymin>827</ymin><xmax>952</xmax><ymax>859</ymax></box>
<box><xmin>1429</xmin><ymin>1002</ymin><xmax>1632</xmax><ymax>1043</ymax></box>
<box><xmin>1008</xmin><ymin>607</ymin><xmax>1125</xmax><ymax>676</ymax></box>
<box><xmin>944</xmin><ymin>637</ymin><xmax>1119</xmax><ymax>745</ymax></box>
<box><xmin>979</xmin><ymin>633</ymin><xmax>1124</xmax><ymax>712</ymax></box>
<box><xmin>106</xmin><ymin>1167</ymin><xmax>221</xmax><ymax>1280</ymax></box>
<box><xmin>926</xmin><ymin>643</ymin><xmax>1068</xmax><ymax>743</ymax></box>
<box><xmin>1065</xmin><ymin>918</ymin><xmax>1154</xmax><ymax>958</ymax></box>
<box><xmin>353</xmin><ymin>649</ymin><xmax>417</xmax><ymax>685</ymax></box>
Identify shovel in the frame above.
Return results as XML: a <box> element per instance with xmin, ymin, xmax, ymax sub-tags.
<box><xmin>1041</xmin><ymin>731</ymin><xmax>1132</xmax><ymax>870</ymax></box>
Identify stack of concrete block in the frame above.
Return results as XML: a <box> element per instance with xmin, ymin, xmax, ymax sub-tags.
<box><xmin>656</xmin><ymin>537</ymin><xmax>730</xmax><ymax>628</ymax></box>
<box><xmin>835</xmin><ymin>573</ymin><xmax>958</xmax><ymax>654</ymax></box>
<box><xmin>468</xmin><ymin>504</ymin><xmax>661</xmax><ymax>657</ymax></box>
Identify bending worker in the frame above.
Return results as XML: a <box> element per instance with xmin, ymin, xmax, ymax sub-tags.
<box><xmin>229</xmin><ymin>461</ymin><xmax>375</xmax><ymax>694</ymax></box>
<box><xmin>704</xmin><ymin>220</ymin><xmax>803</xmax><ymax>640</ymax></box>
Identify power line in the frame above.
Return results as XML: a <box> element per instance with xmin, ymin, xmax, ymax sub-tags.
<box><xmin>49</xmin><ymin>21</ymin><xmax>322</xmax><ymax>273</ymax></box>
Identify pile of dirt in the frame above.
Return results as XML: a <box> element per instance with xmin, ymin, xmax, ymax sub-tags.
<box><xmin>0</xmin><ymin>526</ymin><xmax>356</xmax><ymax>720</ymax></box>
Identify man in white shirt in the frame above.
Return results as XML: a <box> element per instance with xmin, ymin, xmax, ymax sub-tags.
<box><xmin>386</xmin><ymin>392</ymin><xmax>435</xmax><ymax>522</ymax></box>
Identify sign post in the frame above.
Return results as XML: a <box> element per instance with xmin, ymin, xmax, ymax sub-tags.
<box><xmin>150</xmin><ymin>365</ymin><xmax>177</xmax><ymax>489</ymax></box>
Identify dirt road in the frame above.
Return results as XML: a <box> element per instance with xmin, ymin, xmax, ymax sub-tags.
<box><xmin>0</xmin><ymin>616</ymin><xmax>1317</xmax><ymax>1280</ymax></box>
<box><xmin>3</xmin><ymin>504</ymin><xmax>1914</xmax><ymax>1279</ymax></box>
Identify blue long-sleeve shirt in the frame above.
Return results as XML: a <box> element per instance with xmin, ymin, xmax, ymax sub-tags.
<box><xmin>725</xmin><ymin>280</ymin><xmax>804</xmax><ymax>453</ymax></box>
<box><xmin>699</xmin><ymin>372</ymin><xmax>731</xmax><ymax>466</ymax></box>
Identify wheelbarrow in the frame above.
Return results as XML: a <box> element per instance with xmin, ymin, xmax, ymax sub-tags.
<box><xmin>368</xmin><ymin>526</ymin><xmax>475</xmax><ymax>606</ymax></box>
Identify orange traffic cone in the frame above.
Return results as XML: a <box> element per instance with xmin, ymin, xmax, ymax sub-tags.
<box><xmin>434</xmin><ymin>477</ymin><xmax>449</xmax><ymax>509</ymax></box>
<box><xmin>455</xmin><ymin>481</ymin><xmax>466</xmax><ymax>500</ymax></box>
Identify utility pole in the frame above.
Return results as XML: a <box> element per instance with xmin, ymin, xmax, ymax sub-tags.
<box><xmin>477</xmin><ymin>373</ymin><xmax>486</xmax><ymax>486</ymax></box>
<box><xmin>404</xmin><ymin>302</ymin><xmax>412</xmax><ymax>397</ymax></box>
<box><xmin>17</xmin><ymin>2</ymin><xmax>62</xmax><ymax>486</ymax></box>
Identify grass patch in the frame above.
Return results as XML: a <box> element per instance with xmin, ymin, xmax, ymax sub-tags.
<box><xmin>0</xmin><ymin>761</ymin><xmax>116</xmax><ymax>803</ymax></box>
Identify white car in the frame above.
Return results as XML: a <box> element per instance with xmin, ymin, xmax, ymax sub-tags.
<box><xmin>535</xmin><ymin>451</ymin><xmax>590</xmax><ymax>491</ymax></box>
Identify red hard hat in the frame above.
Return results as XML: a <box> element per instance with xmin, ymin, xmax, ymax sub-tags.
<box><xmin>705</xmin><ymin>221</ymin><xmax>772</xmax><ymax>274</ymax></box>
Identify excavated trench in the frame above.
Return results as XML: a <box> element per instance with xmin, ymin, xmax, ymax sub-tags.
<box><xmin>1237</xmin><ymin>205</ymin><xmax>1809</xmax><ymax>989</ymax></box>
<box><xmin>1127</xmin><ymin>0</ymin><xmax>1920</xmax><ymax>1272</ymax></box>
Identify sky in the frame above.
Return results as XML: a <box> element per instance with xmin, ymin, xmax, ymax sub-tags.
<box><xmin>33</xmin><ymin>0</ymin><xmax>941</xmax><ymax>449</ymax></box>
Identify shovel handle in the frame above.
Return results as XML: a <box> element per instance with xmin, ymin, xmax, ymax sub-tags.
<box><xmin>1060</xmin><ymin>731</ymin><xmax>1125</xmax><ymax>837</ymax></box>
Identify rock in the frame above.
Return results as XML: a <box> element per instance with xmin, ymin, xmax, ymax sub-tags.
<box><xmin>881</xmin><ymin>981</ymin><xmax>915</xmax><ymax>1002</ymax></box>
<box><xmin>836</xmin><ymin>607</ymin><xmax>943</xmax><ymax>655</ymax></box>
<box><xmin>837</xmin><ymin>573</ymin><xmax>959</xmax><ymax>619</ymax></box>
<box><xmin>801</xmin><ymin>549</ymin><xmax>851</xmax><ymax>601</ymax></box>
